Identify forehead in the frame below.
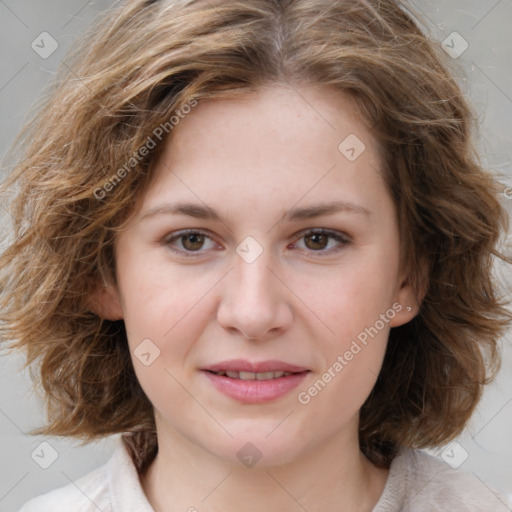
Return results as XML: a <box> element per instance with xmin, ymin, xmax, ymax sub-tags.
<box><xmin>167</xmin><ymin>83</ymin><xmax>375</xmax><ymax>152</ymax></box>
<box><xmin>136</xmin><ymin>84</ymin><xmax>389</xmax><ymax>222</ymax></box>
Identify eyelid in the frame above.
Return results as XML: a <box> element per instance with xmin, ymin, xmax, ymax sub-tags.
<box><xmin>293</xmin><ymin>227</ymin><xmax>351</xmax><ymax>242</ymax></box>
<box><xmin>162</xmin><ymin>227</ymin><xmax>351</xmax><ymax>258</ymax></box>
<box><xmin>162</xmin><ymin>228</ymin><xmax>220</xmax><ymax>258</ymax></box>
<box><xmin>289</xmin><ymin>228</ymin><xmax>351</xmax><ymax>256</ymax></box>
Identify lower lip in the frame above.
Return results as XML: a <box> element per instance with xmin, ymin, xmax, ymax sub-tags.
<box><xmin>202</xmin><ymin>371</ymin><xmax>309</xmax><ymax>404</ymax></box>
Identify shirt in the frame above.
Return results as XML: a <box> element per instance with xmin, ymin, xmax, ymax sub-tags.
<box><xmin>18</xmin><ymin>437</ymin><xmax>511</xmax><ymax>511</ymax></box>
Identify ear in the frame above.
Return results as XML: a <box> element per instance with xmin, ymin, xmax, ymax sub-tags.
<box><xmin>389</xmin><ymin>261</ymin><xmax>428</xmax><ymax>328</ymax></box>
<box><xmin>88</xmin><ymin>279</ymin><xmax>124</xmax><ymax>320</ymax></box>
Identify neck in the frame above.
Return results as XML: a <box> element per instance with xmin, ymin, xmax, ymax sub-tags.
<box><xmin>140</xmin><ymin>417</ymin><xmax>389</xmax><ymax>512</ymax></box>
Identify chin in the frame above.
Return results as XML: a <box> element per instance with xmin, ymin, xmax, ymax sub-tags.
<box><xmin>206</xmin><ymin>429</ymin><xmax>309</xmax><ymax>469</ymax></box>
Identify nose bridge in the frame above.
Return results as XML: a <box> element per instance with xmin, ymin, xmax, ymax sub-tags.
<box><xmin>234</xmin><ymin>247</ymin><xmax>274</xmax><ymax>303</ymax></box>
<box><xmin>216</xmin><ymin>238</ymin><xmax>291</xmax><ymax>339</ymax></box>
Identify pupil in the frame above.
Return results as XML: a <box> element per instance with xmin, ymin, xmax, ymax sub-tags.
<box><xmin>184</xmin><ymin>234</ymin><xmax>204</xmax><ymax>250</ymax></box>
<box><xmin>181</xmin><ymin>233</ymin><xmax>329</xmax><ymax>252</ymax></box>
<box><xmin>306</xmin><ymin>233</ymin><xmax>327</xmax><ymax>250</ymax></box>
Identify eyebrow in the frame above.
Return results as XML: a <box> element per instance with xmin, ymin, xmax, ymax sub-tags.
<box><xmin>141</xmin><ymin>200</ymin><xmax>372</xmax><ymax>222</ymax></box>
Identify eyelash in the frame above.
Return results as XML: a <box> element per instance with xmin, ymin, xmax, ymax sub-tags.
<box><xmin>162</xmin><ymin>228</ymin><xmax>351</xmax><ymax>258</ymax></box>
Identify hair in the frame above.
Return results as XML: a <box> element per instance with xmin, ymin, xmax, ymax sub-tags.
<box><xmin>1</xmin><ymin>0</ymin><xmax>511</xmax><ymax>473</ymax></box>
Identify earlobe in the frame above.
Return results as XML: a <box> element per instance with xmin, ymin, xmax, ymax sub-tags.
<box><xmin>88</xmin><ymin>281</ymin><xmax>124</xmax><ymax>320</ymax></box>
<box><xmin>389</xmin><ymin>271</ymin><xmax>428</xmax><ymax>328</ymax></box>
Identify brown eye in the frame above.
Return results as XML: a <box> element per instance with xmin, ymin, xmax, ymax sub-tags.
<box><xmin>181</xmin><ymin>233</ymin><xmax>206</xmax><ymax>251</ymax></box>
<box><xmin>292</xmin><ymin>229</ymin><xmax>350</xmax><ymax>255</ymax></box>
<box><xmin>304</xmin><ymin>232</ymin><xmax>329</xmax><ymax>251</ymax></box>
<box><xmin>163</xmin><ymin>229</ymin><xmax>218</xmax><ymax>257</ymax></box>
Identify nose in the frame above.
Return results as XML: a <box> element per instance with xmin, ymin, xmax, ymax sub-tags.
<box><xmin>216</xmin><ymin>246</ymin><xmax>293</xmax><ymax>341</ymax></box>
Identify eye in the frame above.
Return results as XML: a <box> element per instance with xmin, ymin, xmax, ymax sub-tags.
<box><xmin>163</xmin><ymin>229</ymin><xmax>219</xmax><ymax>257</ymax></box>
<box><xmin>291</xmin><ymin>228</ymin><xmax>351</xmax><ymax>256</ymax></box>
<box><xmin>162</xmin><ymin>228</ymin><xmax>351</xmax><ymax>258</ymax></box>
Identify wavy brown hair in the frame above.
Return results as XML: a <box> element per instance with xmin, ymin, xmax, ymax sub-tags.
<box><xmin>1</xmin><ymin>0</ymin><xmax>511</xmax><ymax>472</ymax></box>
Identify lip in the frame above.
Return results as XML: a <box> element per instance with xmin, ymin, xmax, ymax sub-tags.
<box><xmin>201</xmin><ymin>359</ymin><xmax>310</xmax><ymax>404</ymax></box>
<box><xmin>201</xmin><ymin>359</ymin><xmax>309</xmax><ymax>373</ymax></box>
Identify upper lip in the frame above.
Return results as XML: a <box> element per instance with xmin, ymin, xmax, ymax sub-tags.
<box><xmin>202</xmin><ymin>359</ymin><xmax>309</xmax><ymax>373</ymax></box>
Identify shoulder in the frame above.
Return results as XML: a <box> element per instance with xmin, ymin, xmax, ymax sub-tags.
<box><xmin>17</xmin><ymin>462</ymin><xmax>112</xmax><ymax>512</ymax></box>
<box><xmin>374</xmin><ymin>447</ymin><xmax>511</xmax><ymax>512</ymax></box>
<box><xmin>17</xmin><ymin>436</ymin><xmax>153</xmax><ymax>512</ymax></box>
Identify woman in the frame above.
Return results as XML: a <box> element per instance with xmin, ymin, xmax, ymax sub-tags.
<box><xmin>1</xmin><ymin>0</ymin><xmax>511</xmax><ymax>510</ymax></box>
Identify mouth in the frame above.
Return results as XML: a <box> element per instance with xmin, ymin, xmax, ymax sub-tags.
<box><xmin>205</xmin><ymin>370</ymin><xmax>299</xmax><ymax>380</ymax></box>
<box><xmin>201</xmin><ymin>358</ymin><xmax>309</xmax><ymax>374</ymax></box>
<box><xmin>201</xmin><ymin>359</ymin><xmax>310</xmax><ymax>403</ymax></box>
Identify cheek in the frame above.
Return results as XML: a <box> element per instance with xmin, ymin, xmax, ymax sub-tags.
<box><xmin>117</xmin><ymin>247</ymin><xmax>191</xmax><ymax>336</ymax></box>
<box><xmin>297</xmin><ymin>272</ymin><xmax>393</xmax><ymax>416</ymax></box>
<box><xmin>297</xmin><ymin>250</ymin><xmax>399</xmax><ymax>348</ymax></box>
<box><xmin>117</xmin><ymin>255</ymin><xmax>219</xmax><ymax>372</ymax></box>
<box><xmin>120</xmin><ymin>269</ymin><xmax>212</xmax><ymax>409</ymax></box>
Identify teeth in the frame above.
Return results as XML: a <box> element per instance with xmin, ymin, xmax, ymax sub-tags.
<box><xmin>239</xmin><ymin>371</ymin><xmax>257</xmax><ymax>380</ymax></box>
<box><xmin>256</xmin><ymin>371</ymin><xmax>275</xmax><ymax>380</ymax></box>
<box><xmin>213</xmin><ymin>370</ymin><xmax>294</xmax><ymax>380</ymax></box>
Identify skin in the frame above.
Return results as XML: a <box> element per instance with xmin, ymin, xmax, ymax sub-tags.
<box><xmin>94</xmin><ymin>83</ymin><xmax>421</xmax><ymax>512</ymax></box>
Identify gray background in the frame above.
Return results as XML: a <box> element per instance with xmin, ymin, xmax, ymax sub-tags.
<box><xmin>0</xmin><ymin>1</ymin><xmax>511</xmax><ymax>510</ymax></box>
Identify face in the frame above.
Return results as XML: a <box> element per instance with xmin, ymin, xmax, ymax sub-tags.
<box><xmin>98</xmin><ymin>83</ymin><xmax>418</xmax><ymax>467</ymax></box>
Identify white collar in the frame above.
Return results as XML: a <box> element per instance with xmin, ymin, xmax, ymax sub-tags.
<box><xmin>106</xmin><ymin>436</ymin><xmax>155</xmax><ymax>511</ymax></box>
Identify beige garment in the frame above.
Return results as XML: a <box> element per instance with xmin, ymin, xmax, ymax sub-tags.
<box><xmin>19</xmin><ymin>436</ymin><xmax>511</xmax><ymax>512</ymax></box>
